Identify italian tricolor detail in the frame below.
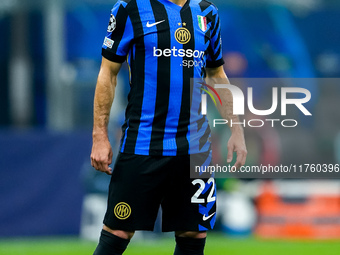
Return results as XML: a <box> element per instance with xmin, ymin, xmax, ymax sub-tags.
<box><xmin>197</xmin><ymin>15</ymin><xmax>207</xmax><ymax>32</ymax></box>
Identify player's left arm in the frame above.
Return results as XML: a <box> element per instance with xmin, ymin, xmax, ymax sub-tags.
<box><xmin>206</xmin><ymin>66</ymin><xmax>247</xmax><ymax>168</ymax></box>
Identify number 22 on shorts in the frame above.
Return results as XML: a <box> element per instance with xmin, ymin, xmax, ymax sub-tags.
<box><xmin>191</xmin><ymin>177</ymin><xmax>216</xmax><ymax>204</ymax></box>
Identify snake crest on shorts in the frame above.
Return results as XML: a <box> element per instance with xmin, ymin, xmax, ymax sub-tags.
<box><xmin>114</xmin><ymin>202</ymin><xmax>131</xmax><ymax>220</ymax></box>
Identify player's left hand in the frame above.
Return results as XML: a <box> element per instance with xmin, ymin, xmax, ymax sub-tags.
<box><xmin>91</xmin><ymin>136</ymin><xmax>113</xmax><ymax>175</ymax></box>
<box><xmin>227</xmin><ymin>131</ymin><xmax>247</xmax><ymax>168</ymax></box>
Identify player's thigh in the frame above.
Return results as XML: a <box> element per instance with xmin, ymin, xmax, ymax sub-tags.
<box><xmin>161</xmin><ymin>151</ymin><xmax>217</xmax><ymax>232</ymax></box>
<box><xmin>104</xmin><ymin>153</ymin><xmax>171</xmax><ymax>231</ymax></box>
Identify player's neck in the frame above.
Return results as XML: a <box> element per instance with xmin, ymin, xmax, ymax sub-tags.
<box><xmin>168</xmin><ymin>0</ymin><xmax>187</xmax><ymax>7</ymax></box>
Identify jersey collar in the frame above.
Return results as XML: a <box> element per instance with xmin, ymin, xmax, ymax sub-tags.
<box><xmin>157</xmin><ymin>0</ymin><xmax>190</xmax><ymax>11</ymax></box>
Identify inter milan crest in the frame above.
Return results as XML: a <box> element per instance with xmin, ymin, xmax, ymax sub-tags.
<box><xmin>175</xmin><ymin>27</ymin><xmax>191</xmax><ymax>44</ymax></box>
<box><xmin>197</xmin><ymin>15</ymin><xmax>207</xmax><ymax>32</ymax></box>
<box><xmin>114</xmin><ymin>202</ymin><xmax>131</xmax><ymax>220</ymax></box>
<box><xmin>107</xmin><ymin>14</ymin><xmax>116</xmax><ymax>32</ymax></box>
<box><xmin>175</xmin><ymin>23</ymin><xmax>191</xmax><ymax>44</ymax></box>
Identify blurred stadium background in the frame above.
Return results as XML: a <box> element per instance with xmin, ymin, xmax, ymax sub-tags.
<box><xmin>1</xmin><ymin>0</ymin><xmax>340</xmax><ymax>254</ymax></box>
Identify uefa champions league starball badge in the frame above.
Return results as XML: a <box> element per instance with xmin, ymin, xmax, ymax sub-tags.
<box><xmin>107</xmin><ymin>14</ymin><xmax>116</xmax><ymax>32</ymax></box>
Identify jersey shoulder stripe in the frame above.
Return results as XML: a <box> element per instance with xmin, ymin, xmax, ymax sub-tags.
<box><xmin>199</xmin><ymin>0</ymin><xmax>218</xmax><ymax>11</ymax></box>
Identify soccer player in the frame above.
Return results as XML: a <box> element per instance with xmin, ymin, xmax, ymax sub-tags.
<box><xmin>90</xmin><ymin>0</ymin><xmax>247</xmax><ymax>254</ymax></box>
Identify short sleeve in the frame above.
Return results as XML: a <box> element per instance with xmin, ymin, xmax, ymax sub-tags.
<box><xmin>102</xmin><ymin>1</ymin><xmax>134</xmax><ymax>63</ymax></box>
<box><xmin>206</xmin><ymin>11</ymin><xmax>224</xmax><ymax>68</ymax></box>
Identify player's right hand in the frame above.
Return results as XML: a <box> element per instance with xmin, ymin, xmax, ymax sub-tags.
<box><xmin>90</xmin><ymin>138</ymin><xmax>113</xmax><ymax>175</ymax></box>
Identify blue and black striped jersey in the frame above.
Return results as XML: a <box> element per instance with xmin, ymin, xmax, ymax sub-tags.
<box><xmin>102</xmin><ymin>0</ymin><xmax>224</xmax><ymax>156</ymax></box>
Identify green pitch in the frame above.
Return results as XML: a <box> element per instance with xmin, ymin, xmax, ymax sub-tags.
<box><xmin>1</xmin><ymin>234</ymin><xmax>340</xmax><ymax>255</ymax></box>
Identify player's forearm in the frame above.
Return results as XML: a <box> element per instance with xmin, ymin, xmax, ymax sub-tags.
<box><xmin>206</xmin><ymin>67</ymin><xmax>243</xmax><ymax>134</ymax></box>
<box><xmin>92</xmin><ymin>68</ymin><xmax>117</xmax><ymax>140</ymax></box>
<box><xmin>216</xmin><ymin>87</ymin><xmax>244</xmax><ymax>134</ymax></box>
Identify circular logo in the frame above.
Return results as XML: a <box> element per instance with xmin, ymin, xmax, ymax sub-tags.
<box><xmin>114</xmin><ymin>202</ymin><xmax>131</xmax><ymax>220</ymax></box>
<box><xmin>107</xmin><ymin>14</ymin><xmax>116</xmax><ymax>32</ymax></box>
<box><xmin>175</xmin><ymin>27</ymin><xmax>191</xmax><ymax>44</ymax></box>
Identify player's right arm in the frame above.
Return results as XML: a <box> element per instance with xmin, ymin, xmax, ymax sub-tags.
<box><xmin>91</xmin><ymin>58</ymin><xmax>122</xmax><ymax>175</ymax></box>
<box><xmin>91</xmin><ymin>1</ymin><xmax>133</xmax><ymax>174</ymax></box>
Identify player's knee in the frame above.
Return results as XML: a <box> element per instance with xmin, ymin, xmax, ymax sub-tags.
<box><xmin>174</xmin><ymin>234</ymin><xmax>206</xmax><ymax>255</ymax></box>
<box><xmin>175</xmin><ymin>231</ymin><xmax>207</xmax><ymax>239</ymax></box>
<box><xmin>93</xmin><ymin>229</ymin><xmax>131</xmax><ymax>255</ymax></box>
<box><xmin>103</xmin><ymin>225</ymin><xmax>135</xmax><ymax>239</ymax></box>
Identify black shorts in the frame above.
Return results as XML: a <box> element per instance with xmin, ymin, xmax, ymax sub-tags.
<box><xmin>103</xmin><ymin>151</ymin><xmax>216</xmax><ymax>232</ymax></box>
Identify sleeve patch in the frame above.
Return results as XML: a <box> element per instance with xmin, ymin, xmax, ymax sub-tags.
<box><xmin>104</xmin><ymin>37</ymin><xmax>114</xmax><ymax>48</ymax></box>
<box><xmin>107</xmin><ymin>14</ymin><xmax>117</xmax><ymax>32</ymax></box>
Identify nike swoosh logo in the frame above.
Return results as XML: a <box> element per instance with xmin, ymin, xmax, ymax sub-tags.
<box><xmin>146</xmin><ymin>20</ymin><xmax>165</xmax><ymax>28</ymax></box>
<box><xmin>202</xmin><ymin>212</ymin><xmax>216</xmax><ymax>221</ymax></box>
